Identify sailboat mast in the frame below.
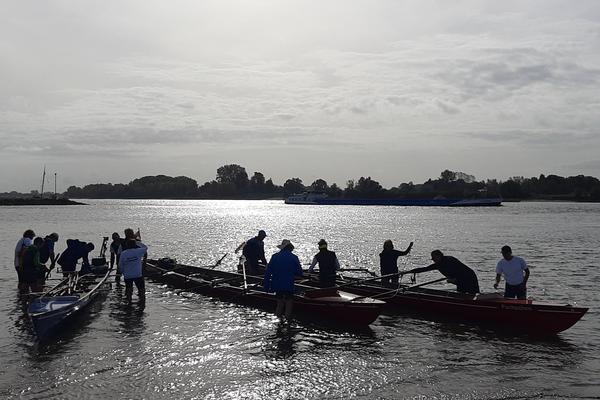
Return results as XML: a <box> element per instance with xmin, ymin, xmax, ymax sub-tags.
<box><xmin>40</xmin><ymin>165</ymin><xmax>46</xmax><ymax>199</ymax></box>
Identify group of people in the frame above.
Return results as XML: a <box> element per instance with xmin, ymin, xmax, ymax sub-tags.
<box><xmin>14</xmin><ymin>228</ymin><xmax>149</xmax><ymax>303</ymax></box>
<box><xmin>236</xmin><ymin>230</ymin><xmax>530</xmax><ymax>320</ymax></box>
<box><xmin>14</xmin><ymin>230</ymin><xmax>62</xmax><ymax>293</ymax></box>
<box><xmin>13</xmin><ymin>230</ymin><xmax>95</xmax><ymax>294</ymax></box>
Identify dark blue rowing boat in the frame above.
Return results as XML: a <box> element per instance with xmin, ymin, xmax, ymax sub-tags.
<box><xmin>27</xmin><ymin>240</ymin><xmax>112</xmax><ymax>341</ymax></box>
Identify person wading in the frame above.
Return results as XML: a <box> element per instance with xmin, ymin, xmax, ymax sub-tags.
<box><xmin>119</xmin><ymin>238</ymin><xmax>148</xmax><ymax>304</ymax></box>
<box><xmin>308</xmin><ymin>239</ymin><xmax>340</xmax><ymax>287</ymax></box>
<box><xmin>263</xmin><ymin>239</ymin><xmax>303</xmax><ymax>321</ymax></box>
<box><xmin>20</xmin><ymin>237</ymin><xmax>47</xmax><ymax>294</ymax></box>
<box><xmin>14</xmin><ymin>229</ymin><xmax>35</xmax><ymax>291</ymax></box>
<box><xmin>110</xmin><ymin>232</ymin><xmax>125</xmax><ymax>283</ymax></box>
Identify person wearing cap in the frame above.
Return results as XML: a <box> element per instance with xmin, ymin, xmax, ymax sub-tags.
<box><xmin>406</xmin><ymin>250</ymin><xmax>480</xmax><ymax>294</ymax></box>
<box><xmin>263</xmin><ymin>239</ymin><xmax>303</xmax><ymax>320</ymax></box>
<box><xmin>14</xmin><ymin>229</ymin><xmax>35</xmax><ymax>290</ymax></box>
<box><xmin>236</xmin><ymin>230</ymin><xmax>268</xmax><ymax>276</ymax></box>
<box><xmin>494</xmin><ymin>245</ymin><xmax>529</xmax><ymax>299</ymax></box>
<box><xmin>379</xmin><ymin>240</ymin><xmax>413</xmax><ymax>286</ymax></box>
<box><xmin>308</xmin><ymin>239</ymin><xmax>340</xmax><ymax>287</ymax></box>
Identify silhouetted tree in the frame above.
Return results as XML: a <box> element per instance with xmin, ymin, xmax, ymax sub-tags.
<box><xmin>440</xmin><ymin>170</ymin><xmax>457</xmax><ymax>182</ymax></box>
<box><xmin>310</xmin><ymin>179</ymin><xmax>328</xmax><ymax>192</ymax></box>
<box><xmin>283</xmin><ymin>178</ymin><xmax>305</xmax><ymax>196</ymax></box>
<box><xmin>326</xmin><ymin>183</ymin><xmax>343</xmax><ymax>197</ymax></box>
<box><xmin>249</xmin><ymin>172</ymin><xmax>266</xmax><ymax>193</ymax></box>
<box><xmin>216</xmin><ymin>164</ymin><xmax>249</xmax><ymax>190</ymax></box>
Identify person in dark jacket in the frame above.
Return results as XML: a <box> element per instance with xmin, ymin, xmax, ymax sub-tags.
<box><xmin>237</xmin><ymin>230</ymin><xmax>267</xmax><ymax>276</ymax></box>
<box><xmin>110</xmin><ymin>232</ymin><xmax>125</xmax><ymax>282</ymax></box>
<box><xmin>264</xmin><ymin>239</ymin><xmax>303</xmax><ymax>320</ymax></box>
<box><xmin>20</xmin><ymin>237</ymin><xmax>46</xmax><ymax>293</ymax></box>
<box><xmin>308</xmin><ymin>239</ymin><xmax>340</xmax><ymax>287</ymax></box>
<box><xmin>379</xmin><ymin>240</ymin><xmax>413</xmax><ymax>286</ymax></box>
<box><xmin>39</xmin><ymin>233</ymin><xmax>59</xmax><ymax>265</ymax></box>
<box><xmin>406</xmin><ymin>250</ymin><xmax>480</xmax><ymax>294</ymax></box>
<box><xmin>14</xmin><ymin>229</ymin><xmax>35</xmax><ymax>291</ymax></box>
<box><xmin>57</xmin><ymin>239</ymin><xmax>95</xmax><ymax>276</ymax></box>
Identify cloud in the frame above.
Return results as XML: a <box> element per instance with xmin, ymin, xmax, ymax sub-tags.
<box><xmin>2</xmin><ymin>1</ymin><xmax>600</xmax><ymax>190</ymax></box>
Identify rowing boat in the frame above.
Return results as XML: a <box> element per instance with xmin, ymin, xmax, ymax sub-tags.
<box><xmin>144</xmin><ymin>259</ymin><xmax>384</xmax><ymax>326</ymax></box>
<box><xmin>314</xmin><ymin>275</ymin><xmax>588</xmax><ymax>335</ymax></box>
<box><xmin>27</xmin><ymin>263</ymin><xmax>112</xmax><ymax>340</ymax></box>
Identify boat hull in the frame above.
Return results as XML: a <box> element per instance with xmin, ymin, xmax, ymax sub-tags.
<box><xmin>145</xmin><ymin>261</ymin><xmax>384</xmax><ymax>326</ymax></box>
<box><xmin>339</xmin><ymin>283</ymin><xmax>587</xmax><ymax>335</ymax></box>
<box><xmin>285</xmin><ymin>197</ymin><xmax>502</xmax><ymax>206</ymax></box>
<box><xmin>27</xmin><ymin>266</ymin><xmax>112</xmax><ymax>340</ymax></box>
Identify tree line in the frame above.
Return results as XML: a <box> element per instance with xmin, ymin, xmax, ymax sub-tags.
<box><xmin>63</xmin><ymin>164</ymin><xmax>600</xmax><ymax>202</ymax></box>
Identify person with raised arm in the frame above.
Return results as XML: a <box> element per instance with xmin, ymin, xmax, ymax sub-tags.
<box><xmin>379</xmin><ymin>240</ymin><xmax>413</xmax><ymax>286</ymax></box>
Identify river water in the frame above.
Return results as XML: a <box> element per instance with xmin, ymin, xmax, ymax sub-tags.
<box><xmin>0</xmin><ymin>200</ymin><xmax>598</xmax><ymax>399</ymax></box>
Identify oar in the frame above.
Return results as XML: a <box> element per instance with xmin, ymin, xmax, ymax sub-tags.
<box><xmin>350</xmin><ymin>277</ymin><xmax>447</xmax><ymax>302</ymax></box>
<box><xmin>305</xmin><ymin>271</ymin><xmax>407</xmax><ymax>293</ymax></box>
<box><xmin>338</xmin><ymin>268</ymin><xmax>378</xmax><ymax>277</ymax></box>
<box><xmin>207</xmin><ymin>253</ymin><xmax>228</xmax><ymax>269</ymax></box>
<box><xmin>45</xmin><ymin>252</ymin><xmax>61</xmax><ymax>279</ymax></box>
<box><xmin>240</xmin><ymin>256</ymin><xmax>249</xmax><ymax>291</ymax></box>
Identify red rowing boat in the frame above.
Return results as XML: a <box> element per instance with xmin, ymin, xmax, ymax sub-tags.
<box><xmin>144</xmin><ymin>259</ymin><xmax>384</xmax><ymax>326</ymax></box>
<box><xmin>337</xmin><ymin>280</ymin><xmax>588</xmax><ymax>335</ymax></box>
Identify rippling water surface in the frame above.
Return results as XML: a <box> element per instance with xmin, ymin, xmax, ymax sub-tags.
<box><xmin>1</xmin><ymin>200</ymin><xmax>598</xmax><ymax>399</ymax></box>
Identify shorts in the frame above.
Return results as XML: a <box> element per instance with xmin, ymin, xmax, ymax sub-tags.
<box><xmin>505</xmin><ymin>283</ymin><xmax>526</xmax><ymax>299</ymax></box>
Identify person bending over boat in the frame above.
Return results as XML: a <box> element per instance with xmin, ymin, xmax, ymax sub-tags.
<box><xmin>263</xmin><ymin>239</ymin><xmax>303</xmax><ymax>321</ymax></box>
<box><xmin>14</xmin><ymin>229</ymin><xmax>35</xmax><ymax>291</ymax></box>
<box><xmin>39</xmin><ymin>232</ymin><xmax>59</xmax><ymax>269</ymax></box>
<box><xmin>56</xmin><ymin>239</ymin><xmax>95</xmax><ymax>277</ymax></box>
<box><xmin>236</xmin><ymin>230</ymin><xmax>268</xmax><ymax>276</ymax></box>
<box><xmin>119</xmin><ymin>239</ymin><xmax>148</xmax><ymax>303</ymax></box>
<box><xmin>308</xmin><ymin>239</ymin><xmax>340</xmax><ymax>287</ymax></box>
<box><xmin>494</xmin><ymin>245</ymin><xmax>529</xmax><ymax>299</ymax></box>
<box><xmin>379</xmin><ymin>240</ymin><xmax>413</xmax><ymax>286</ymax></box>
<box><xmin>20</xmin><ymin>237</ymin><xmax>47</xmax><ymax>294</ymax></box>
<box><xmin>407</xmin><ymin>250</ymin><xmax>480</xmax><ymax>294</ymax></box>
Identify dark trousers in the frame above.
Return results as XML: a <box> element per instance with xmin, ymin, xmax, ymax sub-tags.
<box><xmin>125</xmin><ymin>277</ymin><xmax>146</xmax><ymax>300</ymax></box>
<box><xmin>504</xmin><ymin>283</ymin><xmax>526</xmax><ymax>299</ymax></box>
<box><xmin>381</xmin><ymin>269</ymin><xmax>399</xmax><ymax>286</ymax></box>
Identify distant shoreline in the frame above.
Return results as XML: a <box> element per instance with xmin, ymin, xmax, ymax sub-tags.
<box><xmin>0</xmin><ymin>198</ymin><xmax>86</xmax><ymax>206</ymax></box>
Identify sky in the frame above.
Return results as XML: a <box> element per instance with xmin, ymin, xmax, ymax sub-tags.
<box><xmin>1</xmin><ymin>0</ymin><xmax>600</xmax><ymax>192</ymax></box>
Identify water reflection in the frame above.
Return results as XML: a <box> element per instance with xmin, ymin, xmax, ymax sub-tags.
<box><xmin>110</xmin><ymin>286</ymin><xmax>147</xmax><ymax>337</ymax></box>
<box><xmin>262</xmin><ymin>323</ymin><xmax>300</xmax><ymax>360</ymax></box>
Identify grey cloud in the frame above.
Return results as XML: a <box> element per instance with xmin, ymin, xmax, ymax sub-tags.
<box><xmin>436</xmin><ymin>100</ymin><xmax>460</xmax><ymax>114</ymax></box>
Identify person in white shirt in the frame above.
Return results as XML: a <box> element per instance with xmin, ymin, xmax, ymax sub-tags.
<box><xmin>14</xmin><ymin>229</ymin><xmax>35</xmax><ymax>290</ymax></box>
<box><xmin>494</xmin><ymin>245</ymin><xmax>530</xmax><ymax>299</ymax></box>
<box><xmin>119</xmin><ymin>239</ymin><xmax>148</xmax><ymax>303</ymax></box>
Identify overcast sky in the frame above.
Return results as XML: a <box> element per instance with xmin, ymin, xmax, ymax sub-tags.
<box><xmin>2</xmin><ymin>0</ymin><xmax>600</xmax><ymax>192</ymax></box>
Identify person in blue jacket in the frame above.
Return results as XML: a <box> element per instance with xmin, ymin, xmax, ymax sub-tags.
<box><xmin>56</xmin><ymin>239</ymin><xmax>95</xmax><ymax>276</ymax></box>
<box><xmin>263</xmin><ymin>239</ymin><xmax>303</xmax><ymax>320</ymax></box>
